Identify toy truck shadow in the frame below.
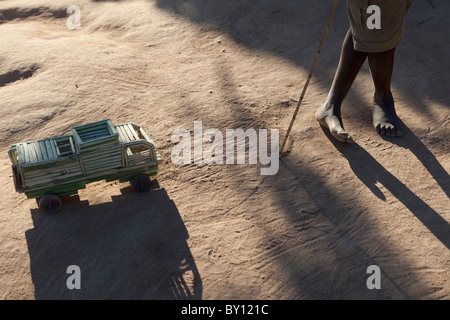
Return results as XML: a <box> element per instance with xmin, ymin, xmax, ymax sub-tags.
<box><xmin>25</xmin><ymin>187</ymin><xmax>202</xmax><ymax>299</ymax></box>
<box><xmin>8</xmin><ymin>120</ymin><xmax>162</xmax><ymax>214</ymax></box>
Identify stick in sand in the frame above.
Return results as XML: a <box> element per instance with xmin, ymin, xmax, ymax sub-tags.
<box><xmin>280</xmin><ymin>0</ymin><xmax>339</xmax><ymax>154</ymax></box>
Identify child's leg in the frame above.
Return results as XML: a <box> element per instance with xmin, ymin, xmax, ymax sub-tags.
<box><xmin>368</xmin><ymin>48</ymin><xmax>404</xmax><ymax>137</ymax></box>
<box><xmin>315</xmin><ymin>29</ymin><xmax>367</xmax><ymax>143</ymax></box>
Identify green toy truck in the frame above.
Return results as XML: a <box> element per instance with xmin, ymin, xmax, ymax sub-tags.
<box><xmin>8</xmin><ymin>119</ymin><xmax>162</xmax><ymax>214</ymax></box>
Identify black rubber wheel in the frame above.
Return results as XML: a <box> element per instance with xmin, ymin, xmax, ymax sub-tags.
<box><xmin>131</xmin><ymin>174</ymin><xmax>151</xmax><ymax>193</ymax></box>
<box><xmin>38</xmin><ymin>194</ymin><xmax>61</xmax><ymax>215</ymax></box>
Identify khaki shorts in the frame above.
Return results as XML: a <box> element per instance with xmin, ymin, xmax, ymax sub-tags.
<box><xmin>347</xmin><ymin>0</ymin><xmax>413</xmax><ymax>52</ymax></box>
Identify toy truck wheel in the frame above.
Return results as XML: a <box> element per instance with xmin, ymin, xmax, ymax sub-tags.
<box><xmin>131</xmin><ymin>174</ymin><xmax>151</xmax><ymax>193</ymax></box>
<box><xmin>38</xmin><ymin>194</ymin><xmax>61</xmax><ymax>215</ymax></box>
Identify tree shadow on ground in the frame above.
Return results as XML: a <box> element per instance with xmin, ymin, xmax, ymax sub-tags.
<box><xmin>154</xmin><ymin>0</ymin><xmax>450</xmax><ymax>115</ymax></box>
<box><xmin>277</xmin><ymin>157</ymin><xmax>414</xmax><ymax>299</ymax></box>
<box><xmin>25</xmin><ymin>184</ymin><xmax>202</xmax><ymax>299</ymax></box>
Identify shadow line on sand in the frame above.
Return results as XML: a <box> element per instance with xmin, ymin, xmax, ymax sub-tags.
<box><xmin>319</xmin><ymin>125</ymin><xmax>450</xmax><ymax>250</ymax></box>
<box><xmin>279</xmin><ymin>158</ymin><xmax>412</xmax><ymax>299</ymax></box>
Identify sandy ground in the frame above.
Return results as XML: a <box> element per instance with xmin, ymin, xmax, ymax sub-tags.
<box><xmin>0</xmin><ymin>0</ymin><xmax>448</xmax><ymax>300</ymax></box>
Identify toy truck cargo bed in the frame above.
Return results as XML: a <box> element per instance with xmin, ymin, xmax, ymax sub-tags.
<box><xmin>8</xmin><ymin>120</ymin><xmax>161</xmax><ymax>213</ymax></box>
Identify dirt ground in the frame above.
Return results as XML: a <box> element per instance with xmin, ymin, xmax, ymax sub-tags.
<box><xmin>0</xmin><ymin>0</ymin><xmax>448</xmax><ymax>300</ymax></box>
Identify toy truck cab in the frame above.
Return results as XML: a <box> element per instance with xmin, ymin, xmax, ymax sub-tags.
<box><xmin>8</xmin><ymin>120</ymin><xmax>161</xmax><ymax>214</ymax></box>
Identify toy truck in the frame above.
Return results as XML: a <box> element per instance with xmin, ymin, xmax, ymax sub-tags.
<box><xmin>8</xmin><ymin>119</ymin><xmax>162</xmax><ymax>214</ymax></box>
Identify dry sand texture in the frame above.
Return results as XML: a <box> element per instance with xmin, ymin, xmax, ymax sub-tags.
<box><xmin>0</xmin><ymin>0</ymin><xmax>448</xmax><ymax>299</ymax></box>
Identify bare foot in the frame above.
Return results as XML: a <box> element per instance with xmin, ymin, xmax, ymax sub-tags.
<box><xmin>372</xmin><ymin>95</ymin><xmax>403</xmax><ymax>137</ymax></box>
<box><xmin>315</xmin><ymin>102</ymin><xmax>354</xmax><ymax>143</ymax></box>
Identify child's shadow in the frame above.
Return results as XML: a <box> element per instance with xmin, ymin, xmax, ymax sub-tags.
<box><xmin>320</xmin><ymin>123</ymin><xmax>450</xmax><ymax>250</ymax></box>
<box><xmin>380</xmin><ymin>121</ymin><xmax>450</xmax><ymax>199</ymax></box>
